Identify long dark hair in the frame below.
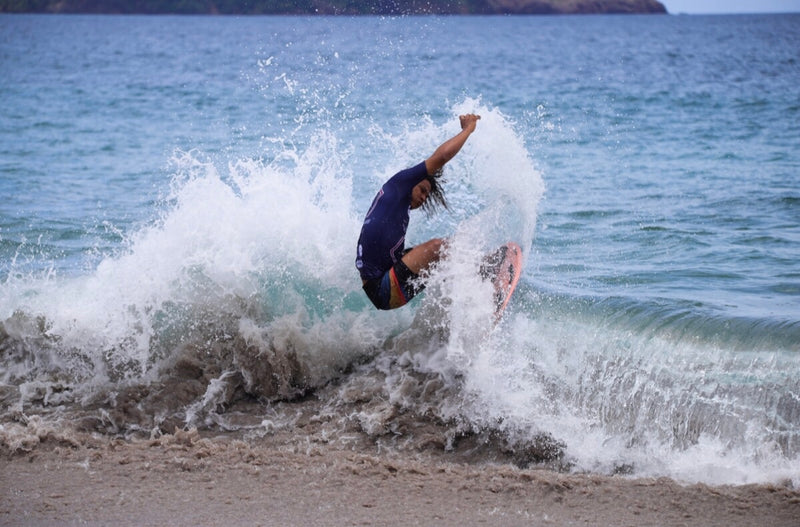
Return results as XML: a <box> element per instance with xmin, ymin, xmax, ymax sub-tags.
<box><xmin>421</xmin><ymin>168</ymin><xmax>448</xmax><ymax>215</ymax></box>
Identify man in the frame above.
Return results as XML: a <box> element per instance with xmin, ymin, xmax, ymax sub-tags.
<box><xmin>356</xmin><ymin>114</ymin><xmax>481</xmax><ymax>310</ymax></box>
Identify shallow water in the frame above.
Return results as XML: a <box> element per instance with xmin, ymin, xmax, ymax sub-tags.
<box><xmin>1</xmin><ymin>13</ymin><xmax>799</xmax><ymax>485</ymax></box>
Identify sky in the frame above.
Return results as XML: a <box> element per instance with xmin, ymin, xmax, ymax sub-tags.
<box><xmin>661</xmin><ymin>0</ymin><xmax>800</xmax><ymax>14</ymax></box>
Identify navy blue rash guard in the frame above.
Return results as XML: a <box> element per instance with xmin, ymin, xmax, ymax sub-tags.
<box><xmin>356</xmin><ymin>161</ymin><xmax>428</xmax><ymax>280</ymax></box>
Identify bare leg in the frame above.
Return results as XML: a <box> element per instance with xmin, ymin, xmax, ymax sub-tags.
<box><xmin>401</xmin><ymin>238</ymin><xmax>446</xmax><ymax>275</ymax></box>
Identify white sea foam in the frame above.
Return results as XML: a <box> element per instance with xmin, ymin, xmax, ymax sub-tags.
<box><xmin>2</xmin><ymin>101</ymin><xmax>799</xmax><ymax>487</ymax></box>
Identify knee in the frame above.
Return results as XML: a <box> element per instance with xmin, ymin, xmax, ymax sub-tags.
<box><xmin>422</xmin><ymin>237</ymin><xmax>445</xmax><ymax>256</ymax></box>
<box><xmin>402</xmin><ymin>238</ymin><xmax>447</xmax><ymax>275</ymax></box>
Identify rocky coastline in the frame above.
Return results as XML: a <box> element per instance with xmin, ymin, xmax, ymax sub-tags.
<box><xmin>2</xmin><ymin>0</ymin><xmax>668</xmax><ymax>15</ymax></box>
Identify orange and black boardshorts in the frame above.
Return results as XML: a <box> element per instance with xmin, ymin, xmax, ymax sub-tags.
<box><xmin>362</xmin><ymin>258</ymin><xmax>424</xmax><ymax>310</ymax></box>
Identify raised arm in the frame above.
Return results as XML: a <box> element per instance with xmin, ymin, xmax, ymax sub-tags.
<box><xmin>424</xmin><ymin>114</ymin><xmax>480</xmax><ymax>175</ymax></box>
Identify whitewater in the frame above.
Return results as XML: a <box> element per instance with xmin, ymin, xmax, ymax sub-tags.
<box><xmin>1</xmin><ymin>14</ymin><xmax>799</xmax><ymax>488</ymax></box>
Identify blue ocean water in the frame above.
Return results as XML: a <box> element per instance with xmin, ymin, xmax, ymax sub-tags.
<box><xmin>1</xmin><ymin>13</ymin><xmax>799</xmax><ymax>485</ymax></box>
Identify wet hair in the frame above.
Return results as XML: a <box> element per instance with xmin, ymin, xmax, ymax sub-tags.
<box><xmin>420</xmin><ymin>168</ymin><xmax>448</xmax><ymax>215</ymax></box>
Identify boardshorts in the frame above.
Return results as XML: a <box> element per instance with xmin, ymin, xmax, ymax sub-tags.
<box><xmin>362</xmin><ymin>257</ymin><xmax>425</xmax><ymax>310</ymax></box>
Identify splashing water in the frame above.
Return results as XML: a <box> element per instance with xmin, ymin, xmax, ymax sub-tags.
<box><xmin>2</xmin><ymin>95</ymin><xmax>799</xmax><ymax>487</ymax></box>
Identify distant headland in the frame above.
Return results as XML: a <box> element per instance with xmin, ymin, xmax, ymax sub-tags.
<box><xmin>1</xmin><ymin>1</ymin><xmax>668</xmax><ymax>15</ymax></box>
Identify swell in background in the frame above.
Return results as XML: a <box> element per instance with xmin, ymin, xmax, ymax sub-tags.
<box><xmin>1</xmin><ymin>14</ymin><xmax>799</xmax><ymax>485</ymax></box>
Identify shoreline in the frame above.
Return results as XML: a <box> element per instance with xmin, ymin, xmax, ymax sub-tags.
<box><xmin>2</xmin><ymin>428</ymin><xmax>798</xmax><ymax>526</ymax></box>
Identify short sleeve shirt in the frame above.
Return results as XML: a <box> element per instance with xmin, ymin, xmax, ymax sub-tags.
<box><xmin>355</xmin><ymin>161</ymin><xmax>428</xmax><ymax>280</ymax></box>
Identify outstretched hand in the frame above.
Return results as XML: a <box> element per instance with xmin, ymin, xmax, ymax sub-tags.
<box><xmin>459</xmin><ymin>113</ymin><xmax>481</xmax><ymax>133</ymax></box>
<box><xmin>425</xmin><ymin>113</ymin><xmax>482</xmax><ymax>175</ymax></box>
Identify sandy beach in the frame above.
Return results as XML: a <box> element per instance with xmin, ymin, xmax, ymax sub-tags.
<box><xmin>2</xmin><ymin>423</ymin><xmax>798</xmax><ymax>527</ymax></box>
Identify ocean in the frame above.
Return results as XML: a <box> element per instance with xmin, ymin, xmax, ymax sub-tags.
<box><xmin>1</xmin><ymin>13</ymin><xmax>798</xmax><ymax>486</ymax></box>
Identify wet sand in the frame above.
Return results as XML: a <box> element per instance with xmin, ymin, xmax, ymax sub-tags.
<box><xmin>2</xmin><ymin>426</ymin><xmax>798</xmax><ymax>527</ymax></box>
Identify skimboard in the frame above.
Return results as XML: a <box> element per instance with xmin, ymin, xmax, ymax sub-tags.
<box><xmin>481</xmin><ymin>242</ymin><xmax>523</xmax><ymax>321</ymax></box>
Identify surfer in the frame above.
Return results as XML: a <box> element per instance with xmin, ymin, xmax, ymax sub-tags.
<box><xmin>356</xmin><ymin>114</ymin><xmax>481</xmax><ymax>310</ymax></box>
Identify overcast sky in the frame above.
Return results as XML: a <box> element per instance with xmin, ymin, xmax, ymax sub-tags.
<box><xmin>661</xmin><ymin>0</ymin><xmax>800</xmax><ymax>14</ymax></box>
